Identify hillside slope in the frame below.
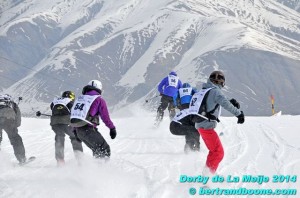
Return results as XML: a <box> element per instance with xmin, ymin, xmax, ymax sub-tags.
<box><xmin>0</xmin><ymin>0</ymin><xmax>300</xmax><ymax>115</ymax></box>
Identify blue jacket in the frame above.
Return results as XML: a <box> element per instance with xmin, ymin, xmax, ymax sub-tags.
<box><xmin>173</xmin><ymin>87</ymin><xmax>197</xmax><ymax>106</ymax></box>
<box><xmin>158</xmin><ymin>72</ymin><xmax>182</xmax><ymax>97</ymax></box>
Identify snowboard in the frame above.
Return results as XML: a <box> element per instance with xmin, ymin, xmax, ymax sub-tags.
<box><xmin>19</xmin><ymin>156</ymin><xmax>36</xmax><ymax>166</ymax></box>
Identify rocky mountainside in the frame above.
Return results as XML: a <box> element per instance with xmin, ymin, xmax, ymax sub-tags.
<box><xmin>0</xmin><ymin>0</ymin><xmax>300</xmax><ymax>115</ymax></box>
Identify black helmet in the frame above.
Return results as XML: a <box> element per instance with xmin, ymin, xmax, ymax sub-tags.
<box><xmin>182</xmin><ymin>83</ymin><xmax>191</xmax><ymax>88</ymax></box>
<box><xmin>209</xmin><ymin>71</ymin><xmax>225</xmax><ymax>87</ymax></box>
<box><xmin>62</xmin><ymin>91</ymin><xmax>75</xmax><ymax>100</ymax></box>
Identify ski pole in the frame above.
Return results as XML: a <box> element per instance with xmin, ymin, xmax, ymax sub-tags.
<box><xmin>145</xmin><ymin>95</ymin><xmax>159</xmax><ymax>103</ymax></box>
<box><xmin>36</xmin><ymin>111</ymin><xmax>51</xmax><ymax>117</ymax></box>
<box><xmin>17</xmin><ymin>97</ymin><xmax>22</xmax><ymax>105</ymax></box>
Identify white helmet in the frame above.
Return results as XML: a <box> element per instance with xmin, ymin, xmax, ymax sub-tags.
<box><xmin>88</xmin><ymin>80</ymin><xmax>102</xmax><ymax>91</ymax></box>
<box><xmin>82</xmin><ymin>80</ymin><xmax>103</xmax><ymax>94</ymax></box>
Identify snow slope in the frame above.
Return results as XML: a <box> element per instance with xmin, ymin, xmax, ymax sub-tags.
<box><xmin>0</xmin><ymin>107</ymin><xmax>299</xmax><ymax>198</ymax></box>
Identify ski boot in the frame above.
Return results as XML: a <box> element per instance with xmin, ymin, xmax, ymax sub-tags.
<box><xmin>18</xmin><ymin>157</ymin><xmax>27</xmax><ymax>165</ymax></box>
<box><xmin>184</xmin><ymin>141</ymin><xmax>200</xmax><ymax>154</ymax></box>
<box><xmin>169</xmin><ymin>108</ymin><xmax>176</xmax><ymax>121</ymax></box>
<box><xmin>57</xmin><ymin>159</ymin><xmax>65</xmax><ymax>167</ymax></box>
<box><xmin>154</xmin><ymin>110</ymin><xmax>164</xmax><ymax>127</ymax></box>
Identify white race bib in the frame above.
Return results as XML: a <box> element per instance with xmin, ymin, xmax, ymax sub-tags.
<box><xmin>172</xmin><ymin>108</ymin><xmax>191</xmax><ymax>122</ymax></box>
<box><xmin>189</xmin><ymin>88</ymin><xmax>213</xmax><ymax>116</ymax></box>
<box><xmin>52</xmin><ymin>97</ymin><xmax>72</xmax><ymax>112</ymax></box>
<box><xmin>70</xmin><ymin>95</ymin><xmax>99</xmax><ymax>124</ymax></box>
<box><xmin>179</xmin><ymin>87</ymin><xmax>193</xmax><ymax>97</ymax></box>
<box><xmin>168</xmin><ymin>75</ymin><xmax>179</xmax><ymax>87</ymax></box>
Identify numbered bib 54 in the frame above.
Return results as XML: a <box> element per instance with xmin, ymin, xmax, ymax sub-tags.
<box><xmin>71</xmin><ymin>95</ymin><xmax>99</xmax><ymax>122</ymax></box>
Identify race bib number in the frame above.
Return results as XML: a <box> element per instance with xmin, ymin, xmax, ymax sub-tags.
<box><xmin>168</xmin><ymin>75</ymin><xmax>179</xmax><ymax>87</ymax></box>
<box><xmin>71</xmin><ymin>95</ymin><xmax>99</xmax><ymax>121</ymax></box>
<box><xmin>189</xmin><ymin>88</ymin><xmax>213</xmax><ymax>115</ymax></box>
<box><xmin>179</xmin><ymin>87</ymin><xmax>192</xmax><ymax>97</ymax></box>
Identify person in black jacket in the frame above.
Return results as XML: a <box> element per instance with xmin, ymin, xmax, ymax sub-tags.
<box><xmin>0</xmin><ymin>94</ymin><xmax>26</xmax><ymax>164</ymax></box>
<box><xmin>50</xmin><ymin>91</ymin><xmax>83</xmax><ymax>166</ymax></box>
<box><xmin>170</xmin><ymin>108</ymin><xmax>200</xmax><ymax>153</ymax></box>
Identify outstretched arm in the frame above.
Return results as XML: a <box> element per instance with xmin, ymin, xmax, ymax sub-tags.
<box><xmin>214</xmin><ymin>90</ymin><xmax>241</xmax><ymax>116</ymax></box>
<box><xmin>98</xmin><ymin>98</ymin><xmax>115</xmax><ymax>129</ymax></box>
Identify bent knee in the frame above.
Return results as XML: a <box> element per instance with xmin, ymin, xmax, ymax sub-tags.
<box><xmin>216</xmin><ymin>146</ymin><xmax>224</xmax><ymax>161</ymax></box>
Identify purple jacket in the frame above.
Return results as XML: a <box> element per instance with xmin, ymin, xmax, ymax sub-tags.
<box><xmin>86</xmin><ymin>90</ymin><xmax>115</xmax><ymax>129</ymax></box>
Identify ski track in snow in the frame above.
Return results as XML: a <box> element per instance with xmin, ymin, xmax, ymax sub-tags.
<box><xmin>0</xmin><ymin>114</ymin><xmax>300</xmax><ymax>198</ymax></box>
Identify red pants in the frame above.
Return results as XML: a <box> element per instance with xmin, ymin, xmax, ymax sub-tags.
<box><xmin>198</xmin><ymin>128</ymin><xmax>224</xmax><ymax>174</ymax></box>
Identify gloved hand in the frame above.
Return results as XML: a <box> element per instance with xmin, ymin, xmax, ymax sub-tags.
<box><xmin>237</xmin><ymin>111</ymin><xmax>245</xmax><ymax>124</ymax></box>
<box><xmin>230</xmin><ymin>98</ymin><xmax>240</xmax><ymax>109</ymax></box>
<box><xmin>110</xmin><ymin>128</ymin><xmax>117</xmax><ymax>139</ymax></box>
<box><xmin>36</xmin><ymin>111</ymin><xmax>41</xmax><ymax>117</ymax></box>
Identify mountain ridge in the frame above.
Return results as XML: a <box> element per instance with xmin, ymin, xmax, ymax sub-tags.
<box><xmin>0</xmin><ymin>0</ymin><xmax>300</xmax><ymax>115</ymax></box>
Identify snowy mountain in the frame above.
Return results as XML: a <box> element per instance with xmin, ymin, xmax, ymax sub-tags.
<box><xmin>276</xmin><ymin>0</ymin><xmax>300</xmax><ymax>12</ymax></box>
<box><xmin>0</xmin><ymin>0</ymin><xmax>300</xmax><ymax>116</ymax></box>
<box><xmin>0</xmin><ymin>109</ymin><xmax>299</xmax><ymax>198</ymax></box>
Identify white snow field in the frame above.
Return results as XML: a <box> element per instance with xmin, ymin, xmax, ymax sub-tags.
<box><xmin>0</xmin><ymin>107</ymin><xmax>299</xmax><ymax>198</ymax></box>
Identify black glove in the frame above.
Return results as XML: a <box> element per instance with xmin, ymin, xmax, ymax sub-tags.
<box><xmin>237</xmin><ymin>111</ymin><xmax>245</xmax><ymax>124</ymax></box>
<box><xmin>230</xmin><ymin>98</ymin><xmax>240</xmax><ymax>109</ymax></box>
<box><xmin>110</xmin><ymin>128</ymin><xmax>117</xmax><ymax>139</ymax></box>
<box><xmin>36</xmin><ymin>111</ymin><xmax>41</xmax><ymax>117</ymax></box>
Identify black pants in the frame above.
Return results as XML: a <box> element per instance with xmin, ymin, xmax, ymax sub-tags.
<box><xmin>157</xmin><ymin>95</ymin><xmax>176</xmax><ymax>120</ymax></box>
<box><xmin>179</xmin><ymin>103</ymin><xmax>189</xmax><ymax>111</ymax></box>
<box><xmin>51</xmin><ymin>124</ymin><xmax>83</xmax><ymax>161</ymax></box>
<box><xmin>75</xmin><ymin>125</ymin><xmax>110</xmax><ymax>158</ymax></box>
<box><xmin>170</xmin><ymin>121</ymin><xmax>200</xmax><ymax>149</ymax></box>
<box><xmin>0</xmin><ymin>120</ymin><xmax>25</xmax><ymax>162</ymax></box>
